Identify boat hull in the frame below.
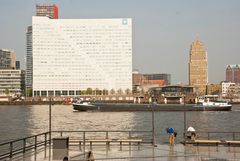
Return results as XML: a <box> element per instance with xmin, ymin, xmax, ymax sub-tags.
<box><xmin>73</xmin><ymin>103</ymin><xmax>232</xmax><ymax>112</ymax></box>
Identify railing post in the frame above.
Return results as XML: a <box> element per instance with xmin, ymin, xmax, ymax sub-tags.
<box><xmin>49</xmin><ymin>97</ymin><xmax>52</xmax><ymax>146</ymax></box>
<box><xmin>106</xmin><ymin>131</ymin><xmax>108</xmax><ymax>139</ymax></box>
<box><xmin>233</xmin><ymin>132</ymin><xmax>235</xmax><ymax>141</ymax></box>
<box><xmin>45</xmin><ymin>133</ymin><xmax>47</xmax><ymax>147</ymax></box>
<box><xmin>60</xmin><ymin>131</ymin><xmax>63</xmax><ymax>137</ymax></box>
<box><xmin>129</xmin><ymin>131</ymin><xmax>132</xmax><ymax>146</ymax></box>
<box><xmin>151</xmin><ymin>104</ymin><xmax>155</xmax><ymax>146</ymax></box>
<box><xmin>10</xmin><ymin>142</ymin><xmax>13</xmax><ymax>158</ymax></box>
<box><xmin>23</xmin><ymin>138</ymin><xmax>26</xmax><ymax>153</ymax></box>
<box><xmin>83</xmin><ymin>131</ymin><xmax>85</xmax><ymax>158</ymax></box>
<box><xmin>183</xmin><ymin>111</ymin><xmax>186</xmax><ymax>144</ymax></box>
<box><xmin>35</xmin><ymin>135</ymin><xmax>37</xmax><ymax>150</ymax></box>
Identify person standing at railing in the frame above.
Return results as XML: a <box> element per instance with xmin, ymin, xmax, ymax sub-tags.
<box><xmin>166</xmin><ymin>127</ymin><xmax>175</xmax><ymax>145</ymax></box>
<box><xmin>187</xmin><ymin>126</ymin><xmax>196</xmax><ymax>140</ymax></box>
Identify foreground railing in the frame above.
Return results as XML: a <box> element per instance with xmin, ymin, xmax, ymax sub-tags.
<box><xmin>184</xmin><ymin>131</ymin><xmax>240</xmax><ymax>143</ymax></box>
<box><xmin>194</xmin><ymin>131</ymin><xmax>240</xmax><ymax>140</ymax></box>
<box><xmin>0</xmin><ymin>130</ymin><xmax>152</xmax><ymax>160</ymax></box>
<box><xmin>0</xmin><ymin>132</ymin><xmax>50</xmax><ymax>160</ymax></box>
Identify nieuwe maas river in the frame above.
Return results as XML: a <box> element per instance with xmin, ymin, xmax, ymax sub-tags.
<box><xmin>1</xmin><ymin>104</ymin><xmax>240</xmax><ymax>144</ymax></box>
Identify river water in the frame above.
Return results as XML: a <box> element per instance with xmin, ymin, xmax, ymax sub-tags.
<box><xmin>1</xmin><ymin>104</ymin><xmax>240</xmax><ymax>144</ymax></box>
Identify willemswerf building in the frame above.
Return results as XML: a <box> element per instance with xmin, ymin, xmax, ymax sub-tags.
<box><xmin>32</xmin><ymin>16</ymin><xmax>132</xmax><ymax>97</ymax></box>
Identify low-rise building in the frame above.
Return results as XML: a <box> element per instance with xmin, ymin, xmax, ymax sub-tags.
<box><xmin>149</xmin><ymin>85</ymin><xmax>196</xmax><ymax>104</ymax></box>
<box><xmin>206</xmin><ymin>84</ymin><xmax>222</xmax><ymax>95</ymax></box>
<box><xmin>132</xmin><ymin>70</ymin><xmax>170</xmax><ymax>94</ymax></box>
<box><xmin>0</xmin><ymin>49</ymin><xmax>16</xmax><ymax>69</ymax></box>
<box><xmin>222</xmin><ymin>82</ymin><xmax>235</xmax><ymax>94</ymax></box>
<box><xmin>0</xmin><ymin>70</ymin><xmax>25</xmax><ymax>96</ymax></box>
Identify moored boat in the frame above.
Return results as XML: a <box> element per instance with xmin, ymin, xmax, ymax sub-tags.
<box><xmin>72</xmin><ymin>100</ymin><xmax>232</xmax><ymax>112</ymax></box>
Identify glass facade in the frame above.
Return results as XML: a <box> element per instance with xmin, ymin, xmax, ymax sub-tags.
<box><xmin>25</xmin><ymin>26</ymin><xmax>32</xmax><ymax>90</ymax></box>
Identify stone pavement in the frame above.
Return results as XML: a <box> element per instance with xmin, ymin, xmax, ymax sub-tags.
<box><xmin>11</xmin><ymin>143</ymin><xmax>240</xmax><ymax>161</ymax></box>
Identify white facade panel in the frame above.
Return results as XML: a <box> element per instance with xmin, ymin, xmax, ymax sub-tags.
<box><xmin>32</xmin><ymin>17</ymin><xmax>132</xmax><ymax>96</ymax></box>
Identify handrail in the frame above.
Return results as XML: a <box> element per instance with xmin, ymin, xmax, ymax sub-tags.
<box><xmin>0</xmin><ymin>132</ymin><xmax>50</xmax><ymax>160</ymax></box>
<box><xmin>52</xmin><ymin>130</ymin><xmax>151</xmax><ymax>133</ymax></box>
<box><xmin>0</xmin><ymin>132</ymin><xmax>49</xmax><ymax>146</ymax></box>
<box><xmin>195</xmin><ymin>131</ymin><xmax>240</xmax><ymax>134</ymax></box>
<box><xmin>184</xmin><ymin>131</ymin><xmax>240</xmax><ymax>143</ymax></box>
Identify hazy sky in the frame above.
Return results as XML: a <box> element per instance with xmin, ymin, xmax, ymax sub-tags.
<box><xmin>1</xmin><ymin>0</ymin><xmax>240</xmax><ymax>84</ymax></box>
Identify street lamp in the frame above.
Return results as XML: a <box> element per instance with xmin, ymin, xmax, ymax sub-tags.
<box><xmin>49</xmin><ymin>97</ymin><xmax>52</xmax><ymax>144</ymax></box>
<box><xmin>151</xmin><ymin>95</ymin><xmax>157</xmax><ymax>147</ymax></box>
<box><xmin>151</xmin><ymin>103</ymin><xmax>156</xmax><ymax>146</ymax></box>
<box><xmin>183</xmin><ymin>95</ymin><xmax>187</xmax><ymax>143</ymax></box>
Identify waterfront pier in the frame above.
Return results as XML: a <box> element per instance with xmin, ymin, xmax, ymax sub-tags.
<box><xmin>1</xmin><ymin>130</ymin><xmax>240</xmax><ymax>160</ymax></box>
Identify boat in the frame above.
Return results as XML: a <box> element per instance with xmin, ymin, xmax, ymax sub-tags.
<box><xmin>72</xmin><ymin>100</ymin><xmax>232</xmax><ymax>112</ymax></box>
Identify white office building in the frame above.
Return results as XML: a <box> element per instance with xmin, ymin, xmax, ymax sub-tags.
<box><xmin>32</xmin><ymin>16</ymin><xmax>132</xmax><ymax>96</ymax></box>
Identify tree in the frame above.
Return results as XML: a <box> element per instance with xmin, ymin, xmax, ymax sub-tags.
<box><xmin>125</xmin><ymin>88</ymin><xmax>131</xmax><ymax>95</ymax></box>
<box><xmin>140</xmin><ymin>88</ymin><xmax>145</xmax><ymax>95</ymax></box>
<box><xmin>117</xmin><ymin>88</ymin><xmax>123</xmax><ymax>95</ymax></box>
<box><xmin>86</xmin><ymin>88</ymin><xmax>93</xmax><ymax>95</ymax></box>
<box><xmin>110</xmin><ymin>89</ymin><xmax>115</xmax><ymax>95</ymax></box>
<box><xmin>103</xmin><ymin>89</ymin><xmax>108</xmax><ymax>95</ymax></box>
<box><xmin>4</xmin><ymin>88</ymin><xmax>10</xmax><ymax>96</ymax></box>
<box><xmin>25</xmin><ymin>88</ymin><xmax>32</xmax><ymax>97</ymax></box>
<box><xmin>94</xmin><ymin>88</ymin><xmax>99</xmax><ymax>95</ymax></box>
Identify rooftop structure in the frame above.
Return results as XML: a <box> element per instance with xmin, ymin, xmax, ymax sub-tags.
<box><xmin>36</xmin><ymin>4</ymin><xmax>58</xmax><ymax>19</ymax></box>
<box><xmin>133</xmin><ymin>72</ymin><xmax>170</xmax><ymax>86</ymax></box>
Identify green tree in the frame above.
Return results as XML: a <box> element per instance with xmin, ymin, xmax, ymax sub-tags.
<box><xmin>103</xmin><ymin>89</ymin><xmax>108</xmax><ymax>95</ymax></box>
<box><xmin>4</xmin><ymin>88</ymin><xmax>10</xmax><ymax>96</ymax></box>
<box><xmin>25</xmin><ymin>88</ymin><xmax>33</xmax><ymax>97</ymax></box>
<box><xmin>94</xmin><ymin>88</ymin><xmax>98</xmax><ymax>95</ymax></box>
<box><xmin>86</xmin><ymin>88</ymin><xmax>93</xmax><ymax>95</ymax></box>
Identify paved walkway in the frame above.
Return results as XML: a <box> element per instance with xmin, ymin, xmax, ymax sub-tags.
<box><xmin>11</xmin><ymin>143</ymin><xmax>240</xmax><ymax>161</ymax></box>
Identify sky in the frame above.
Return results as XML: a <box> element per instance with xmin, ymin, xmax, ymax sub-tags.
<box><xmin>0</xmin><ymin>0</ymin><xmax>240</xmax><ymax>84</ymax></box>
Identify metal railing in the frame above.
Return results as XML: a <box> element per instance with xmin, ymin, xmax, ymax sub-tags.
<box><xmin>0</xmin><ymin>130</ymin><xmax>152</xmax><ymax>160</ymax></box>
<box><xmin>0</xmin><ymin>132</ymin><xmax>50</xmax><ymax>160</ymax></box>
<box><xmin>184</xmin><ymin>131</ymin><xmax>240</xmax><ymax>142</ymax></box>
<box><xmin>52</xmin><ymin>130</ymin><xmax>153</xmax><ymax>143</ymax></box>
<box><xmin>195</xmin><ymin>131</ymin><xmax>240</xmax><ymax>140</ymax></box>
